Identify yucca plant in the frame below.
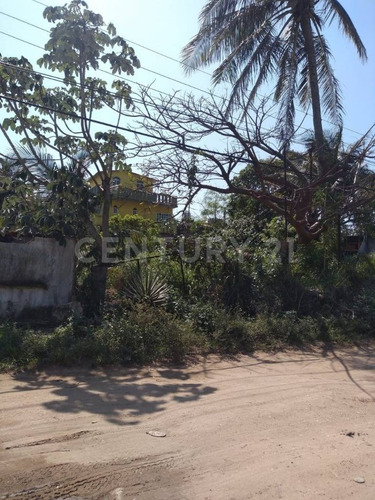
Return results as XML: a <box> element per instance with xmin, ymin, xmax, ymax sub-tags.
<box><xmin>123</xmin><ymin>264</ymin><xmax>170</xmax><ymax>307</ymax></box>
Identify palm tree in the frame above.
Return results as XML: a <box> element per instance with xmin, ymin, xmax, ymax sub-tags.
<box><xmin>182</xmin><ymin>0</ymin><xmax>367</xmax><ymax>168</ymax></box>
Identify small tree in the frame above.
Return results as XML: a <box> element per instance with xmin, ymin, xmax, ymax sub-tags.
<box><xmin>0</xmin><ymin>0</ymin><xmax>140</xmax><ymax>310</ymax></box>
<box><xmin>200</xmin><ymin>191</ymin><xmax>228</xmax><ymax>222</ymax></box>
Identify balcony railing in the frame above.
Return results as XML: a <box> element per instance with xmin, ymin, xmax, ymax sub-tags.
<box><xmin>111</xmin><ymin>187</ymin><xmax>178</xmax><ymax>208</ymax></box>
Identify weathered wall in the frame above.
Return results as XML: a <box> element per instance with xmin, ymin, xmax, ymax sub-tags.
<box><xmin>0</xmin><ymin>238</ymin><xmax>75</xmax><ymax>318</ymax></box>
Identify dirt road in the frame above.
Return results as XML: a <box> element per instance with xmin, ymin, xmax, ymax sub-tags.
<box><xmin>1</xmin><ymin>346</ymin><xmax>374</xmax><ymax>499</ymax></box>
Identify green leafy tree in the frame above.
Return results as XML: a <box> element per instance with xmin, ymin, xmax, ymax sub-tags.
<box><xmin>182</xmin><ymin>0</ymin><xmax>367</xmax><ymax>168</ymax></box>
<box><xmin>1</xmin><ymin>147</ymin><xmax>99</xmax><ymax>243</ymax></box>
<box><xmin>200</xmin><ymin>191</ymin><xmax>228</xmax><ymax>222</ymax></box>
<box><xmin>0</xmin><ymin>0</ymin><xmax>140</xmax><ymax>309</ymax></box>
<box><xmin>109</xmin><ymin>214</ymin><xmax>160</xmax><ymax>258</ymax></box>
<box><xmin>227</xmin><ymin>158</ymin><xmax>280</xmax><ymax>230</ymax></box>
<box><xmin>0</xmin><ymin>159</ymin><xmax>29</xmax><ymax>212</ymax></box>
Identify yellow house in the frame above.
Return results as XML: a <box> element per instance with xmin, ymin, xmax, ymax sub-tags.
<box><xmin>90</xmin><ymin>170</ymin><xmax>177</xmax><ymax>227</ymax></box>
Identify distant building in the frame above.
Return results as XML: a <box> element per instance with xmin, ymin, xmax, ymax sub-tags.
<box><xmin>359</xmin><ymin>234</ymin><xmax>375</xmax><ymax>255</ymax></box>
<box><xmin>343</xmin><ymin>234</ymin><xmax>375</xmax><ymax>256</ymax></box>
<box><xmin>343</xmin><ymin>235</ymin><xmax>363</xmax><ymax>256</ymax></box>
<box><xmin>90</xmin><ymin>170</ymin><xmax>177</xmax><ymax>227</ymax></box>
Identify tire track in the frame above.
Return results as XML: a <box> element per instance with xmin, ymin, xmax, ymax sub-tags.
<box><xmin>0</xmin><ymin>454</ymin><xmax>176</xmax><ymax>500</ymax></box>
<box><xmin>5</xmin><ymin>431</ymin><xmax>94</xmax><ymax>450</ymax></box>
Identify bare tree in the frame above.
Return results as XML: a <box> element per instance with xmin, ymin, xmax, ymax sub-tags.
<box><xmin>131</xmin><ymin>88</ymin><xmax>375</xmax><ymax>244</ymax></box>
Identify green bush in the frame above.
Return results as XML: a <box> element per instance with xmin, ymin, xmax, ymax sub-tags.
<box><xmin>211</xmin><ymin>312</ymin><xmax>254</xmax><ymax>353</ymax></box>
<box><xmin>249</xmin><ymin>313</ymin><xmax>320</xmax><ymax>349</ymax></box>
<box><xmin>0</xmin><ymin>324</ymin><xmax>47</xmax><ymax>369</ymax></box>
<box><xmin>0</xmin><ymin>306</ymin><xmax>206</xmax><ymax>370</ymax></box>
<box><xmin>115</xmin><ymin>304</ymin><xmax>205</xmax><ymax>363</ymax></box>
<box><xmin>1</xmin><ymin>297</ymin><xmax>374</xmax><ymax>371</ymax></box>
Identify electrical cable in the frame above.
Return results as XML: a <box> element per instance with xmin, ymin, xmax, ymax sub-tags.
<box><xmin>1</xmin><ymin>8</ymin><xmax>370</xmax><ymax>140</ymax></box>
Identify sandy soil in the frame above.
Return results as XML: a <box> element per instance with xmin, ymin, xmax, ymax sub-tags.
<box><xmin>0</xmin><ymin>346</ymin><xmax>374</xmax><ymax>500</ymax></box>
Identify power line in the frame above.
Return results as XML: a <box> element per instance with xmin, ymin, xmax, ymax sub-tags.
<box><xmin>0</xmin><ymin>10</ymin><xmax>48</xmax><ymax>32</ymax></box>
<box><xmin>1</xmin><ymin>59</ymin><xmax>322</xmax><ymax>167</ymax></box>
<box><xmin>1</xmin><ymin>28</ymin><xmax>371</xmax><ymax>166</ymax></box>
<box><xmin>4</xmin><ymin>91</ymin><xmax>374</xmax><ymax>179</ymax></box>
<box><xmin>0</xmin><ymin>27</ymin><xmax>217</xmax><ymax>99</ymax></box>
<box><xmin>0</xmin><ymin>29</ymin><xmax>360</xmax><ymax>157</ymax></box>
<box><xmin>0</xmin><ymin>93</ymin><xmax>260</xmax><ymax>165</ymax></box>
<box><xmin>0</xmin><ymin>30</ymin><xmax>45</xmax><ymax>50</ymax></box>
<box><xmin>2</xmin><ymin>58</ymin><xmax>375</xmax><ymax>172</ymax></box>
<box><xmin>1</xmin><ymin>17</ymin><xmax>373</xmax><ymax>165</ymax></box>
<box><xmin>30</xmin><ymin>0</ymin><xmax>47</xmax><ymax>6</ymax></box>
<box><xmin>0</xmin><ymin>10</ymin><xmax>216</xmax><ymax>97</ymax></box>
<box><xmin>0</xmin><ymin>8</ymin><xmax>370</xmax><ymax>140</ymax></box>
<box><xmin>0</xmin><ymin>59</ymin><xmax>237</xmax><ymax>143</ymax></box>
<box><xmin>0</xmin><ymin>54</ymin><xmax>295</xmax><ymax>150</ymax></box>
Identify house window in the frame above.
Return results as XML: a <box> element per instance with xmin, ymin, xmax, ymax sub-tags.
<box><xmin>113</xmin><ymin>205</ymin><xmax>118</xmax><ymax>214</ymax></box>
<box><xmin>136</xmin><ymin>180</ymin><xmax>144</xmax><ymax>190</ymax></box>
<box><xmin>132</xmin><ymin>207</ymin><xmax>137</xmax><ymax>215</ymax></box>
<box><xmin>111</xmin><ymin>177</ymin><xmax>121</xmax><ymax>186</ymax></box>
<box><xmin>156</xmin><ymin>213</ymin><xmax>171</xmax><ymax>222</ymax></box>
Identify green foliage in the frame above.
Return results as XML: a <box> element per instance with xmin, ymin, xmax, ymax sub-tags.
<box><xmin>200</xmin><ymin>191</ymin><xmax>228</xmax><ymax>222</ymax></box>
<box><xmin>0</xmin><ymin>324</ymin><xmax>47</xmax><ymax>369</ymax></box>
<box><xmin>109</xmin><ymin>214</ymin><xmax>160</xmax><ymax>257</ymax></box>
<box><xmin>107</xmin><ymin>304</ymin><xmax>203</xmax><ymax>363</ymax></box>
<box><xmin>0</xmin><ymin>159</ymin><xmax>28</xmax><ymax>199</ymax></box>
<box><xmin>0</xmin><ymin>306</ymin><xmax>205</xmax><ymax>369</ymax></box>
<box><xmin>40</xmin><ymin>1</ymin><xmax>140</xmax><ymax>80</ymax></box>
<box><xmin>0</xmin><ymin>0</ymin><xmax>141</xmax><ymax>251</ymax></box>
<box><xmin>1</xmin><ymin>154</ymin><xmax>99</xmax><ymax>242</ymax></box>
<box><xmin>227</xmin><ymin>162</ymin><xmax>275</xmax><ymax>228</ymax></box>
<box><xmin>2</xmin><ymin>308</ymin><xmax>373</xmax><ymax>371</ymax></box>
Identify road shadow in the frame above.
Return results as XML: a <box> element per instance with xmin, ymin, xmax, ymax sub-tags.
<box><xmin>8</xmin><ymin>345</ymin><xmax>375</xmax><ymax>425</ymax></box>
<box><xmin>321</xmin><ymin>342</ymin><xmax>375</xmax><ymax>401</ymax></box>
<box><xmin>11</xmin><ymin>367</ymin><xmax>217</xmax><ymax>426</ymax></box>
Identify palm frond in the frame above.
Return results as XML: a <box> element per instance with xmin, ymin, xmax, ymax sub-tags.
<box><xmin>182</xmin><ymin>0</ymin><xmax>281</xmax><ymax>74</ymax></box>
<box><xmin>322</xmin><ymin>0</ymin><xmax>367</xmax><ymax>60</ymax></box>
<box><xmin>313</xmin><ymin>33</ymin><xmax>343</xmax><ymax>126</ymax></box>
<box><xmin>182</xmin><ymin>0</ymin><xmax>367</xmax><ymax>133</ymax></box>
<box><xmin>8</xmin><ymin>144</ymin><xmax>56</xmax><ymax>181</ymax></box>
<box><xmin>275</xmin><ymin>44</ymin><xmax>300</xmax><ymax>142</ymax></box>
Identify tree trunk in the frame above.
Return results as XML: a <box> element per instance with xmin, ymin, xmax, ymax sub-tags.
<box><xmin>337</xmin><ymin>213</ymin><xmax>342</xmax><ymax>261</ymax></box>
<box><xmin>88</xmin><ymin>265</ymin><xmax>107</xmax><ymax>317</ymax></box>
<box><xmin>87</xmin><ymin>176</ymin><xmax>111</xmax><ymax>316</ymax></box>
<box><xmin>101</xmin><ymin>176</ymin><xmax>111</xmax><ymax>238</ymax></box>
<box><xmin>300</xmin><ymin>16</ymin><xmax>326</xmax><ymax>173</ymax></box>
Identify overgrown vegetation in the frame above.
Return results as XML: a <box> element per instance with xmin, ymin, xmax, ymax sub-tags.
<box><xmin>1</xmin><ymin>220</ymin><xmax>374</xmax><ymax>371</ymax></box>
<box><xmin>1</xmin><ymin>306</ymin><xmax>372</xmax><ymax>372</ymax></box>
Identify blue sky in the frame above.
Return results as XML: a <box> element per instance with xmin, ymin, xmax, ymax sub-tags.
<box><xmin>0</xmin><ymin>0</ymin><xmax>374</xmax><ymax>213</ymax></box>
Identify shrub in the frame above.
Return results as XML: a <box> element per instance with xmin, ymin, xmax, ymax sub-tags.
<box><xmin>0</xmin><ymin>306</ymin><xmax>206</xmax><ymax>370</ymax></box>
<box><xmin>0</xmin><ymin>324</ymin><xmax>47</xmax><ymax>369</ymax></box>
<box><xmin>249</xmin><ymin>313</ymin><xmax>320</xmax><ymax>349</ymax></box>
<box><xmin>114</xmin><ymin>304</ymin><xmax>206</xmax><ymax>363</ymax></box>
<box><xmin>211</xmin><ymin>312</ymin><xmax>254</xmax><ymax>353</ymax></box>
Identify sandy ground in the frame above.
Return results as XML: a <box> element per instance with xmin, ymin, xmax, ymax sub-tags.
<box><xmin>0</xmin><ymin>346</ymin><xmax>375</xmax><ymax>500</ymax></box>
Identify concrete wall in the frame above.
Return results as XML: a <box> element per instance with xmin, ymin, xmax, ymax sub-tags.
<box><xmin>0</xmin><ymin>237</ymin><xmax>75</xmax><ymax>318</ymax></box>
